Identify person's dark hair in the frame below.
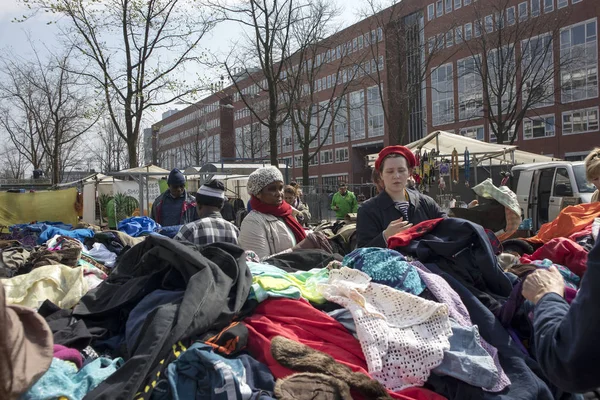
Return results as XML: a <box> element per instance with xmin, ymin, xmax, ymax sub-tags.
<box><xmin>339</xmin><ymin>183</ymin><xmax>347</xmax><ymax>188</ymax></box>
<box><xmin>378</xmin><ymin>153</ymin><xmax>405</xmax><ymax>173</ymax></box>
<box><xmin>290</xmin><ymin>181</ymin><xmax>299</xmax><ymax>188</ymax></box>
<box><xmin>284</xmin><ymin>185</ymin><xmax>297</xmax><ymax>196</ymax></box>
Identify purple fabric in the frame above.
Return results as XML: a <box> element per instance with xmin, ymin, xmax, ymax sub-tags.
<box><xmin>412</xmin><ymin>261</ymin><xmax>511</xmax><ymax>392</ymax></box>
<box><xmin>564</xmin><ymin>287</ymin><xmax>577</xmax><ymax>304</ymax></box>
<box><xmin>53</xmin><ymin>344</ymin><xmax>83</xmax><ymax>369</ymax></box>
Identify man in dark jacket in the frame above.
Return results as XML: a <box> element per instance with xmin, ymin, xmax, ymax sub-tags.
<box><xmin>150</xmin><ymin>169</ymin><xmax>198</xmax><ymax>226</ymax></box>
<box><xmin>522</xmin><ymin>240</ymin><xmax>600</xmax><ymax>393</ymax></box>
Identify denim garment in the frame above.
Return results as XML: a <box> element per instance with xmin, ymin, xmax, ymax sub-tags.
<box><xmin>167</xmin><ymin>342</ymin><xmax>252</xmax><ymax>400</ymax></box>
<box><xmin>433</xmin><ymin>319</ymin><xmax>499</xmax><ymax>389</ymax></box>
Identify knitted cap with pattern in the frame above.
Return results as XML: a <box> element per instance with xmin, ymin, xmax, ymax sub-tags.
<box><xmin>247</xmin><ymin>166</ymin><xmax>284</xmax><ymax>196</ymax></box>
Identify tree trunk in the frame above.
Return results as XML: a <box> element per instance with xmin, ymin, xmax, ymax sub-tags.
<box><xmin>269</xmin><ymin>123</ymin><xmax>278</xmax><ymax>166</ymax></box>
<box><xmin>128</xmin><ymin>134</ymin><xmax>139</xmax><ymax>168</ymax></box>
<box><xmin>303</xmin><ymin>142</ymin><xmax>310</xmax><ymax>186</ymax></box>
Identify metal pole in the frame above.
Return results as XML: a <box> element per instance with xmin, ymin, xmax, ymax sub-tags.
<box><xmin>138</xmin><ymin>173</ymin><xmax>144</xmax><ymax>216</ymax></box>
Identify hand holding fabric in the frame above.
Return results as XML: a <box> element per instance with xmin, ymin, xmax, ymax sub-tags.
<box><xmin>522</xmin><ymin>266</ymin><xmax>565</xmax><ymax>304</ymax></box>
<box><xmin>293</xmin><ymin>232</ymin><xmax>334</xmax><ymax>254</ymax></box>
<box><xmin>383</xmin><ymin>218</ymin><xmax>413</xmax><ymax>241</ymax></box>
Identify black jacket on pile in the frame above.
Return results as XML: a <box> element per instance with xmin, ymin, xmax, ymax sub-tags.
<box><xmin>356</xmin><ymin>189</ymin><xmax>447</xmax><ymax>248</ymax></box>
<box><xmin>533</xmin><ymin>240</ymin><xmax>600</xmax><ymax>394</ymax></box>
<box><xmin>394</xmin><ymin>218</ymin><xmax>513</xmax><ymax>313</ymax></box>
<box><xmin>73</xmin><ymin>235</ymin><xmax>252</xmax><ymax>400</ymax></box>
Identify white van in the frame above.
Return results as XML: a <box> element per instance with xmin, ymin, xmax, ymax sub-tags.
<box><xmin>510</xmin><ymin>161</ymin><xmax>596</xmax><ymax>231</ymax></box>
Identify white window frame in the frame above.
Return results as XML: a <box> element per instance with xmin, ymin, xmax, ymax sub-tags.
<box><xmin>436</xmin><ymin>0</ymin><xmax>444</xmax><ymax>17</ymax></box>
<box><xmin>455</xmin><ymin>26</ymin><xmax>463</xmax><ymax>44</ymax></box>
<box><xmin>367</xmin><ymin>85</ymin><xmax>385</xmax><ymax>138</ymax></box>
<box><xmin>464</xmin><ymin>0</ymin><xmax>471</xmax><ymax>4</ymax></box>
<box><xmin>465</xmin><ymin>23</ymin><xmax>473</xmax><ymax>40</ymax></box>
<box><xmin>485</xmin><ymin>15</ymin><xmax>494</xmax><ymax>33</ymax></box>
<box><xmin>474</xmin><ymin>20</ymin><xmax>482</xmax><ymax>37</ymax></box>
<box><xmin>335</xmin><ymin>147</ymin><xmax>349</xmax><ymax>163</ymax></box>
<box><xmin>454</xmin><ymin>0</ymin><xmax>462</xmax><ymax>10</ymax></box>
<box><xmin>557</xmin><ymin>0</ymin><xmax>567</xmax><ymax>8</ymax></box>
<box><xmin>431</xmin><ymin>63</ymin><xmax>455</xmax><ymax>126</ymax></box>
<box><xmin>519</xmin><ymin>2</ymin><xmax>528</xmax><ymax>21</ymax></box>
<box><xmin>507</xmin><ymin>6</ymin><xmax>516</xmax><ymax>25</ymax></box>
<box><xmin>445</xmin><ymin>0</ymin><xmax>452</xmax><ymax>13</ymax></box>
<box><xmin>349</xmin><ymin>89</ymin><xmax>366</xmax><ymax>140</ymax></box>
<box><xmin>522</xmin><ymin>33</ymin><xmax>555</xmax><ymax>109</ymax></box>
<box><xmin>531</xmin><ymin>0</ymin><xmax>541</xmax><ymax>17</ymax></box>
<box><xmin>523</xmin><ymin>114</ymin><xmax>556</xmax><ymax>140</ymax></box>
<box><xmin>428</xmin><ymin>4</ymin><xmax>435</xmax><ymax>20</ymax></box>
<box><xmin>560</xmin><ymin>19</ymin><xmax>598</xmax><ymax>104</ymax></box>
<box><xmin>460</xmin><ymin>125</ymin><xmax>485</xmax><ymax>141</ymax></box>
<box><xmin>446</xmin><ymin>30</ymin><xmax>454</xmax><ymax>47</ymax></box>
<box><xmin>562</xmin><ymin>107</ymin><xmax>600</xmax><ymax>135</ymax></box>
<box><xmin>544</xmin><ymin>0</ymin><xmax>554</xmax><ymax>12</ymax></box>
<box><xmin>458</xmin><ymin>55</ymin><xmax>484</xmax><ymax>120</ymax></box>
<box><xmin>320</xmin><ymin>149</ymin><xmax>333</xmax><ymax>165</ymax></box>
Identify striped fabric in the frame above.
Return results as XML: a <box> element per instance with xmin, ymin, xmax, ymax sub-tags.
<box><xmin>394</xmin><ymin>201</ymin><xmax>410</xmax><ymax>220</ymax></box>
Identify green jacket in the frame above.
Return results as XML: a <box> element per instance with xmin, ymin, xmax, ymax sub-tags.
<box><xmin>331</xmin><ymin>191</ymin><xmax>358</xmax><ymax>219</ymax></box>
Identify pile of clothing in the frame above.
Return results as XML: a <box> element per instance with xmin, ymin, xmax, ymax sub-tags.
<box><xmin>2</xmin><ymin>212</ymin><xmax>599</xmax><ymax>400</ymax></box>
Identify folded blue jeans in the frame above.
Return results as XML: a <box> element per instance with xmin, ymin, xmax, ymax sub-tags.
<box><xmin>433</xmin><ymin>319</ymin><xmax>499</xmax><ymax>389</ymax></box>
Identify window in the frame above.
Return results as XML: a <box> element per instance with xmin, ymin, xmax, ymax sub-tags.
<box><xmin>562</xmin><ymin>107</ymin><xmax>599</xmax><ymax>134</ymax></box>
<box><xmin>531</xmin><ymin>0</ymin><xmax>540</xmax><ymax>16</ymax></box>
<box><xmin>507</xmin><ymin>6</ymin><xmax>516</xmax><ymax>25</ymax></box>
<box><xmin>335</xmin><ymin>148</ymin><xmax>349</xmax><ymax>162</ymax></box>
<box><xmin>282</xmin><ymin>156</ymin><xmax>292</xmax><ymax>168</ymax></box>
<box><xmin>465</xmin><ymin>23</ymin><xmax>473</xmax><ymax>40</ymax></box>
<box><xmin>485</xmin><ymin>15</ymin><xmax>494</xmax><ymax>33</ymax></box>
<box><xmin>544</xmin><ymin>0</ymin><xmax>554</xmax><ymax>12</ymax></box>
<box><xmin>294</xmin><ymin>155</ymin><xmax>303</xmax><ymax>168</ymax></box>
<box><xmin>436</xmin><ymin>0</ymin><xmax>443</xmax><ymax>16</ymax></box>
<box><xmin>523</xmin><ymin>115</ymin><xmax>555</xmax><ymax>139</ymax></box>
<box><xmin>428</xmin><ymin>4</ymin><xmax>435</xmax><ymax>20</ymax></box>
<box><xmin>557</xmin><ymin>0</ymin><xmax>567</xmax><ymax>8</ymax></box>
<box><xmin>474</xmin><ymin>20</ymin><xmax>482</xmax><ymax>37</ymax></box>
<box><xmin>456</xmin><ymin>26</ymin><xmax>463</xmax><ymax>44</ymax></box>
<box><xmin>378</xmin><ymin>55</ymin><xmax>384</xmax><ymax>70</ymax></box>
<box><xmin>445</xmin><ymin>0</ymin><xmax>452</xmax><ymax>13</ymax></box>
<box><xmin>317</xmin><ymin>79</ymin><xmax>322</xmax><ymax>92</ymax></box>
<box><xmin>309</xmin><ymin>110</ymin><xmax>319</xmax><ymax>149</ymax></box>
<box><xmin>464</xmin><ymin>0</ymin><xmax>471</xmax><ymax>4</ymax></box>
<box><xmin>367</xmin><ymin>86</ymin><xmax>384</xmax><ymax>137</ymax></box>
<box><xmin>358</xmin><ymin>35</ymin><xmax>363</xmax><ymax>49</ymax></box>
<box><xmin>327</xmin><ymin>75</ymin><xmax>331</xmax><ymax>89</ymax></box>
<box><xmin>377</xmin><ymin>27</ymin><xmax>383</xmax><ymax>42</ymax></box>
<box><xmin>560</xmin><ymin>20</ymin><xmax>598</xmax><ymax>103</ymax></box>
<box><xmin>371</xmin><ymin>29</ymin><xmax>377</xmax><ymax>43</ymax></box>
<box><xmin>308</xmin><ymin>153</ymin><xmax>318</xmax><ymax>166</ymax></box>
<box><xmin>333</xmin><ymin>97</ymin><xmax>348</xmax><ymax>143</ymax></box>
<box><xmin>349</xmin><ymin>90</ymin><xmax>365</xmax><ymax>140</ymax></box>
<box><xmin>282</xmin><ymin>120</ymin><xmax>293</xmax><ymax>153</ymax></box>
<box><xmin>519</xmin><ymin>2</ymin><xmax>528</xmax><ymax>21</ymax></box>
<box><xmin>522</xmin><ymin>33</ymin><xmax>554</xmax><ymax>108</ymax></box>
<box><xmin>572</xmin><ymin>0</ymin><xmax>582</xmax><ymax>3</ymax></box>
<box><xmin>352</xmin><ymin>38</ymin><xmax>358</xmax><ymax>51</ymax></box>
<box><xmin>431</xmin><ymin>63</ymin><xmax>455</xmax><ymax>126</ymax></box>
<box><xmin>458</xmin><ymin>56</ymin><xmax>484</xmax><ymax>120</ymax></box>
<box><xmin>320</xmin><ymin>149</ymin><xmax>333</xmax><ymax>164</ymax></box>
<box><xmin>488</xmin><ymin>123</ymin><xmax>515</xmax><ymax>143</ymax></box>
<box><xmin>454</xmin><ymin>0</ymin><xmax>461</xmax><ymax>9</ymax></box>
<box><xmin>320</xmin><ymin>101</ymin><xmax>333</xmax><ymax>146</ymax></box>
<box><xmin>446</xmin><ymin>31</ymin><xmax>454</xmax><ymax>47</ymax></box>
<box><xmin>428</xmin><ymin>37</ymin><xmax>435</xmax><ymax>54</ymax></box>
<box><xmin>460</xmin><ymin>126</ymin><xmax>485</xmax><ymax>141</ymax></box>
<box><xmin>488</xmin><ymin>46</ymin><xmax>517</xmax><ymax>113</ymax></box>
<box><xmin>437</xmin><ymin>33</ymin><xmax>445</xmax><ymax>50</ymax></box>
<box><xmin>553</xmin><ymin>168</ymin><xmax>573</xmax><ymax>196</ymax></box>
<box><xmin>496</xmin><ymin>12</ymin><xmax>505</xmax><ymax>29</ymax></box>
<box><xmin>364</xmin><ymin>33</ymin><xmax>370</xmax><ymax>47</ymax></box>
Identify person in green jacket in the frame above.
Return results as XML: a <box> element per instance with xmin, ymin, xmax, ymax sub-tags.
<box><xmin>331</xmin><ymin>183</ymin><xmax>358</xmax><ymax>220</ymax></box>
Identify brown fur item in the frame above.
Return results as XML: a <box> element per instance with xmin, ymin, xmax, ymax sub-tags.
<box><xmin>271</xmin><ymin>336</ymin><xmax>392</xmax><ymax>400</ymax></box>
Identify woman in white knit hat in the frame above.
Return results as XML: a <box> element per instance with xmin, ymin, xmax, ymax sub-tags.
<box><xmin>239</xmin><ymin>166</ymin><xmax>308</xmax><ymax>259</ymax></box>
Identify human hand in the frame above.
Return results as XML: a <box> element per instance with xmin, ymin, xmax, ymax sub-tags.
<box><xmin>383</xmin><ymin>218</ymin><xmax>413</xmax><ymax>241</ymax></box>
<box><xmin>522</xmin><ymin>266</ymin><xmax>565</xmax><ymax>305</ymax></box>
<box><xmin>291</xmin><ymin>207</ymin><xmax>300</xmax><ymax>216</ymax></box>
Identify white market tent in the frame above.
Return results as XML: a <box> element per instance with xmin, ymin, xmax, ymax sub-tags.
<box><xmin>367</xmin><ymin>130</ymin><xmax>559</xmax><ymax>167</ymax></box>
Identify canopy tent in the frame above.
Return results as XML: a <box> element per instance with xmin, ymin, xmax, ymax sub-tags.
<box><xmin>116</xmin><ymin>164</ymin><xmax>170</xmax><ymax>177</ymax></box>
<box><xmin>367</xmin><ymin>131</ymin><xmax>559</xmax><ymax>167</ymax></box>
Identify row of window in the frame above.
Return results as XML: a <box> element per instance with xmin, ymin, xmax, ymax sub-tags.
<box><xmin>457</xmin><ymin>107</ymin><xmax>599</xmax><ymax>143</ymax></box>
<box><xmin>288</xmin><ymin>147</ymin><xmax>351</xmax><ymax>168</ymax></box>
<box><xmin>161</xmin><ymin>134</ymin><xmax>221</xmax><ymax>170</ymax></box>
<box><xmin>160</xmin><ymin>119</ymin><xmax>221</xmax><ymax>146</ymax></box>
<box><xmin>427</xmin><ymin>0</ymin><xmax>581</xmax><ymax>22</ymax></box>
<box><xmin>431</xmin><ymin>19</ymin><xmax>598</xmax><ymax>126</ymax></box>
<box><xmin>158</xmin><ymin>102</ymin><xmax>221</xmax><ymax>134</ymax></box>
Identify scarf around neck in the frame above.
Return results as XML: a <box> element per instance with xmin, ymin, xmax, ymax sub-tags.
<box><xmin>249</xmin><ymin>196</ymin><xmax>307</xmax><ymax>243</ymax></box>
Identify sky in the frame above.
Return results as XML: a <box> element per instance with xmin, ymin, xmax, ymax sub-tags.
<box><xmin>0</xmin><ymin>0</ymin><xmax>368</xmax><ymax>129</ymax></box>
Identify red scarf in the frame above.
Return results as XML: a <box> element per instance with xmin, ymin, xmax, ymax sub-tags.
<box><xmin>250</xmin><ymin>196</ymin><xmax>307</xmax><ymax>243</ymax></box>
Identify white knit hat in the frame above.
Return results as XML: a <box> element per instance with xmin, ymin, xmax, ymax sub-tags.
<box><xmin>247</xmin><ymin>166</ymin><xmax>284</xmax><ymax>196</ymax></box>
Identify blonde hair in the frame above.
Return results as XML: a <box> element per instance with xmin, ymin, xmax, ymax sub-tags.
<box><xmin>584</xmin><ymin>147</ymin><xmax>600</xmax><ymax>181</ymax></box>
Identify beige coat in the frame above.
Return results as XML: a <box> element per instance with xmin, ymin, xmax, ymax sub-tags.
<box><xmin>239</xmin><ymin>210</ymin><xmax>297</xmax><ymax>260</ymax></box>
<box><xmin>592</xmin><ymin>189</ymin><xmax>599</xmax><ymax>203</ymax></box>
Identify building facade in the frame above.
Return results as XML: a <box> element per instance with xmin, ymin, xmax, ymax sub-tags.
<box><xmin>154</xmin><ymin>0</ymin><xmax>599</xmax><ymax>189</ymax></box>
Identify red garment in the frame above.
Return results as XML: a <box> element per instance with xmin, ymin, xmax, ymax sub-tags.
<box><xmin>387</xmin><ymin>218</ymin><xmax>445</xmax><ymax>248</ymax></box>
<box><xmin>243</xmin><ymin>298</ymin><xmax>446</xmax><ymax>400</ymax></box>
<box><xmin>569</xmin><ymin>225</ymin><xmax>593</xmax><ymax>242</ymax></box>
<box><xmin>521</xmin><ymin>238</ymin><xmax>588</xmax><ymax>277</ymax></box>
<box><xmin>249</xmin><ymin>196</ymin><xmax>307</xmax><ymax>243</ymax></box>
<box><xmin>375</xmin><ymin>146</ymin><xmax>417</xmax><ymax>170</ymax></box>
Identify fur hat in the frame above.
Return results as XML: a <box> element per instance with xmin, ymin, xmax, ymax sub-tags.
<box><xmin>196</xmin><ymin>180</ymin><xmax>225</xmax><ymax>208</ymax></box>
<box><xmin>167</xmin><ymin>169</ymin><xmax>186</xmax><ymax>186</ymax></box>
<box><xmin>247</xmin><ymin>166</ymin><xmax>284</xmax><ymax>196</ymax></box>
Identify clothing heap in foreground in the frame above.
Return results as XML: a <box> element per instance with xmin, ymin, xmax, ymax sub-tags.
<box><xmin>1</xmin><ymin>205</ymin><xmax>600</xmax><ymax>400</ymax></box>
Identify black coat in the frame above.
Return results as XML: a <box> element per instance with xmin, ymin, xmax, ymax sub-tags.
<box><xmin>75</xmin><ymin>235</ymin><xmax>252</xmax><ymax>400</ymax></box>
<box><xmin>356</xmin><ymin>189</ymin><xmax>447</xmax><ymax>248</ymax></box>
<box><xmin>533</xmin><ymin>240</ymin><xmax>600</xmax><ymax>393</ymax></box>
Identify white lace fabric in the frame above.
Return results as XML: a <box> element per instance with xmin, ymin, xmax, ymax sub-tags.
<box><xmin>318</xmin><ymin>267</ymin><xmax>452</xmax><ymax>391</ymax></box>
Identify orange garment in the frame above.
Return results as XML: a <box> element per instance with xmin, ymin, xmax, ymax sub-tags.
<box><xmin>526</xmin><ymin>202</ymin><xmax>600</xmax><ymax>244</ymax></box>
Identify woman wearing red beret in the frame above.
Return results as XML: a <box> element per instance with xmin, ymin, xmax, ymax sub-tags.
<box><xmin>356</xmin><ymin>145</ymin><xmax>447</xmax><ymax>248</ymax></box>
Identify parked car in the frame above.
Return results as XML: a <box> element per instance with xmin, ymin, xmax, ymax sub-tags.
<box><xmin>511</xmin><ymin>161</ymin><xmax>596</xmax><ymax>231</ymax></box>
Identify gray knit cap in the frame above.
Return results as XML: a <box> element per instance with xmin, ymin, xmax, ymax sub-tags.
<box><xmin>247</xmin><ymin>166</ymin><xmax>284</xmax><ymax>196</ymax></box>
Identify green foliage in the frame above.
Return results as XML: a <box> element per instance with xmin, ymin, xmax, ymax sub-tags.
<box><xmin>113</xmin><ymin>193</ymin><xmax>139</xmax><ymax>222</ymax></box>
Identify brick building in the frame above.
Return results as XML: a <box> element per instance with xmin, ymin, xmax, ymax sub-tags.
<box><xmin>153</xmin><ymin>0</ymin><xmax>599</xmax><ymax>188</ymax></box>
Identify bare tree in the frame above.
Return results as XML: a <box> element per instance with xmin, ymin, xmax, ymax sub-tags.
<box><xmin>360</xmin><ymin>0</ymin><xmax>459</xmax><ymax>144</ymax></box>
<box><xmin>20</xmin><ymin>0</ymin><xmax>217</xmax><ymax>168</ymax></box>
<box><xmin>459</xmin><ymin>0</ymin><xmax>574</xmax><ymax>144</ymax></box>
<box><xmin>0</xmin><ymin>145</ymin><xmax>28</xmax><ymax>180</ymax></box>
<box><xmin>0</xmin><ymin>43</ymin><xmax>98</xmax><ymax>184</ymax></box>
<box><xmin>279</xmin><ymin>1</ymin><xmax>364</xmax><ymax>184</ymax></box>
<box><xmin>91</xmin><ymin>119</ymin><xmax>129</xmax><ymax>172</ymax></box>
<box><xmin>235</xmin><ymin>121</ymin><xmax>270</xmax><ymax>161</ymax></box>
<box><xmin>209</xmin><ymin>0</ymin><xmax>319</xmax><ymax>165</ymax></box>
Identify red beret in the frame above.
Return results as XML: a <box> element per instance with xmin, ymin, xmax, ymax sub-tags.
<box><xmin>374</xmin><ymin>146</ymin><xmax>417</xmax><ymax>170</ymax></box>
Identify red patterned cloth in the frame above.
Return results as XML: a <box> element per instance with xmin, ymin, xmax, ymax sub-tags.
<box><xmin>521</xmin><ymin>237</ymin><xmax>588</xmax><ymax>278</ymax></box>
<box><xmin>243</xmin><ymin>298</ymin><xmax>447</xmax><ymax>400</ymax></box>
<box><xmin>387</xmin><ymin>218</ymin><xmax>445</xmax><ymax>248</ymax></box>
